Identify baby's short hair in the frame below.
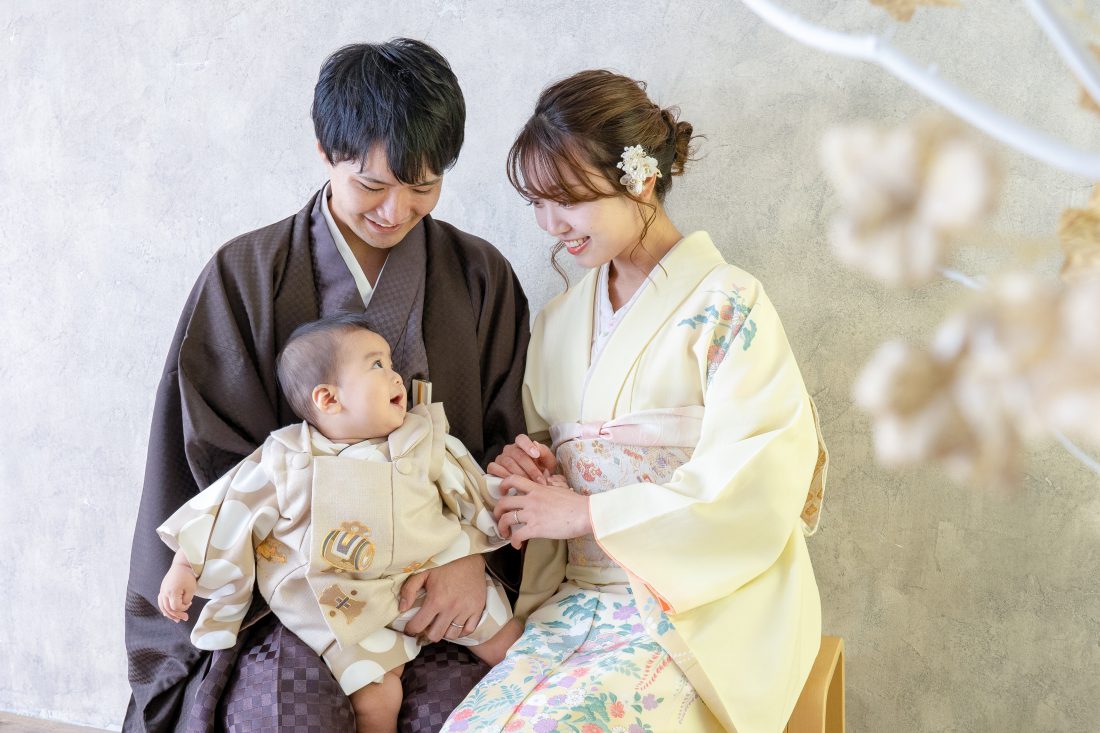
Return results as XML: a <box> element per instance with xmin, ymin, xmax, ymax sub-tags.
<box><xmin>275</xmin><ymin>312</ymin><xmax>379</xmax><ymax>423</ymax></box>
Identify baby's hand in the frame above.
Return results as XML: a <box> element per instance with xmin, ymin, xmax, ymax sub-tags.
<box><xmin>158</xmin><ymin>563</ymin><xmax>197</xmax><ymax>623</ymax></box>
<box><xmin>547</xmin><ymin>474</ymin><xmax>569</xmax><ymax>489</ymax></box>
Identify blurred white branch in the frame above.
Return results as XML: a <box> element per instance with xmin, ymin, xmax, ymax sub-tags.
<box><xmin>1025</xmin><ymin>0</ymin><xmax>1100</xmax><ymax>109</ymax></box>
<box><xmin>1057</xmin><ymin>431</ymin><xmax>1100</xmax><ymax>474</ymax></box>
<box><xmin>937</xmin><ymin>267</ymin><xmax>985</xmax><ymax>291</ymax></box>
<box><xmin>739</xmin><ymin>0</ymin><xmax>1100</xmax><ymax>179</ymax></box>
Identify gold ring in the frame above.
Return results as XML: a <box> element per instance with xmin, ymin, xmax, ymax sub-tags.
<box><xmin>513</xmin><ymin>510</ymin><xmax>521</xmax><ymax>525</ymax></box>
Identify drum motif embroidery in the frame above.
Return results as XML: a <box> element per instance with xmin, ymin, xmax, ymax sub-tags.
<box><xmin>321</xmin><ymin>521</ymin><xmax>376</xmax><ymax>572</ymax></box>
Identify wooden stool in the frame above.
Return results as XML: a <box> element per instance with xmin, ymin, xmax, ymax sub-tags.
<box><xmin>785</xmin><ymin>636</ymin><xmax>845</xmax><ymax>733</ymax></box>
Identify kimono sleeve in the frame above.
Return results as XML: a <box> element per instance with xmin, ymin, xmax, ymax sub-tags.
<box><xmin>156</xmin><ymin>443</ymin><xmax>282</xmax><ymax>650</ymax></box>
<box><xmin>432</xmin><ymin>434</ymin><xmax>510</xmax><ymax>563</ymax></box>
<box><xmin>477</xmin><ymin>264</ymin><xmax>532</xmax><ymax>468</ymax></box>
<box><xmin>589</xmin><ymin>289</ymin><xmax>820</xmax><ymax>615</ymax></box>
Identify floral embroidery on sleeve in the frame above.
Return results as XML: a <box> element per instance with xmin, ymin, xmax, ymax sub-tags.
<box><xmin>677</xmin><ymin>288</ymin><xmax>756</xmax><ymax>386</ymax></box>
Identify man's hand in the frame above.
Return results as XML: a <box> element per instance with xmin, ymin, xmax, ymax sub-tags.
<box><xmin>158</xmin><ymin>559</ymin><xmax>197</xmax><ymax>623</ymax></box>
<box><xmin>397</xmin><ymin>554</ymin><xmax>487</xmax><ymax>643</ymax></box>
<box><xmin>487</xmin><ymin>434</ymin><xmax>557</xmax><ymax>483</ymax></box>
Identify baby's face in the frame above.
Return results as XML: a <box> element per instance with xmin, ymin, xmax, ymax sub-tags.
<box><xmin>332</xmin><ymin>329</ymin><xmax>408</xmax><ymax>440</ymax></box>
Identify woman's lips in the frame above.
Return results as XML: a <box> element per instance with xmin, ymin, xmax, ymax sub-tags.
<box><xmin>563</xmin><ymin>237</ymin><xmax>589</xmax><ymax>255</ymax></box>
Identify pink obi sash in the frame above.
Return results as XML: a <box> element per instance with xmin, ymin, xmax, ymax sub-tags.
<box><xmin>550</xmin><ymin>403</ymin><xmax>828</xmax><ymax>536</ymax></box>
<box><xmin>549</xmin><ymin>406</ymin><xmax>705</xmax><ymax>453</ymax></box>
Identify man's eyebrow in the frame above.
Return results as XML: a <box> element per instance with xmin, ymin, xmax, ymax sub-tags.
<box><xmin>354</xmin><ymin>173</ymin><xmax>442</xmax><ymax>187</ymax></box>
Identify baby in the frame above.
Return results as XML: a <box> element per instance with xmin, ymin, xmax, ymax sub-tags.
<box><xmin>157</xmin><ymin>312</ymin><xmax>522</xmax><ymax>733</ymax></box>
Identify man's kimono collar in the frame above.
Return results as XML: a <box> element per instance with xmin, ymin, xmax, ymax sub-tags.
<box><xmin>311</xmin><ymin>190</ymin><xmax>365</xmax><ymax>317</ymax></box>
<box><xmin>309</xmin><ymin>189</ymin><xmax>431</xmax><ymax>385</ymax></box>
<box><xmin>270</xmin><ymin>409</ymin><xmax>434</xmax><ymax>462</ymax></box>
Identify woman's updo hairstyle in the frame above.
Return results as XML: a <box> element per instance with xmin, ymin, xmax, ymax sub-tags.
<box><xmin>507</xmin><ymin>69</ymin><xmax>695</xmax><ymax>208</ymax></box>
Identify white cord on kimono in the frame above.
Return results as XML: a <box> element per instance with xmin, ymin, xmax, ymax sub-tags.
<box><xmin>938</xmin><ymin>267</ymin><xmax>1100</xmax><ymax>477</ymax></box>
<box><xmin>737</xmin><ymin>0</ymin><xmax>1100</xmax><ymax>179</ymax></box>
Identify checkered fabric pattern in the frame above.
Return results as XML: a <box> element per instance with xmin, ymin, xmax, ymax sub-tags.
<box><xmin>217</xmin><ymin>615</ymin><xmax>355</xmax><ymax>732</ymax></box>
<box><xmin>182</xmin><ymin>613</ymin><xmax>487</xmax><ymax>733</ymax></box>
<box><xmin>400</xmin><ymin>644</ymin><xmax>490</xmax><ymax>733</ymax></box>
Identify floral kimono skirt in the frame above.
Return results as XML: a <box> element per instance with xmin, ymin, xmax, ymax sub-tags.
<box><xmin>441</xmin><ymin>439</ymin><xmax>724</xmax><ymax>733</ymax></box>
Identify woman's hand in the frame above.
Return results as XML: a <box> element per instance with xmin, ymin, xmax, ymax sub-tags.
<box><xmin>493</xmin><ymin>475</ymin><xmax>592</xmax><ymax>549</ymax></box>
<box><xmin>487</xmin><ymin>434</ymin><xmax>557</xmax><ymax>484</ymax></box>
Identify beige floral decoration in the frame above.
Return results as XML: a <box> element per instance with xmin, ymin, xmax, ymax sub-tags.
<box><xmin>870</xmin><ymin>0</ymin><xmax>960</xmax><ymax>23</ymax></box>
<box><xmin>855</xmin><ymin>273</ymin><xmax>1100</xmax><ymax>487</ymax></box>
<box><xmin>1059</xmin><ymin>184</ymin><xmax>1100</xmax><ymax>282</ymax></box>
<box><xmin>820</xmin><ymin>117</ymin><xmax>996</xmax><ymax>287</ymax></box>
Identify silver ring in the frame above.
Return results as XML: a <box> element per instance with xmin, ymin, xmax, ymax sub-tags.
<box><xmin>449</xmin><ymin>622</ymin><xmax>463</xmax><ymax>628</ymax></box>
<box><xmin>513</xmin><ymin>510</ymin><xmax>521</xmax><ymax>525</ymax></box>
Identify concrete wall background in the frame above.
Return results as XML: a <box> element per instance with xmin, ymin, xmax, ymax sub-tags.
<box><xmin>2</xmin><ymin>1</ymin><xmax>1098</xmax><ymax>730</ymax></box>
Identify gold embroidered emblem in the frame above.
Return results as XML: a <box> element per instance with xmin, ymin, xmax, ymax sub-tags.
<box><xmin>256</xmin><ymin>538</ymin><xmax>287</xmax><ymax>564</ymax></box>
<box><xmin>402</xmin><ymin>560</ymin><xmax>425</xmax><ymax>574</ymax></box>
<box><xmin>319</xmin><ymin>584</ymin><xmax>365</xmax><ymax>623</ymax></box>
<box><xmin>321</xmin><ymin>521</ymin><xmax>375</xmax><ymax>572</ymax></box>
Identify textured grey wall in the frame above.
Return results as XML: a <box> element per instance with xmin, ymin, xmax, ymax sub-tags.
<box><xmin>2</xmin><ymin>1</ymin><xmax>1098</xmax><ymax>730</ymax></box>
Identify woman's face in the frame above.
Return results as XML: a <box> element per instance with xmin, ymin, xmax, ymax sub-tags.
<box><xmin>530</xmin><ymin>174</ymin><xmax>644</xmax><ymax>270</ymax></box>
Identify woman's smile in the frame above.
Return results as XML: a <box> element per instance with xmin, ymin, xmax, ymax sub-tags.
<box><xmin>563</xmin><ymin>236</ymin><xmax>589</xmax><ymax>255</ymax></box>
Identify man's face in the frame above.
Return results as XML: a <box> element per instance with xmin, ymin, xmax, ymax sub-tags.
<box><xmin>322</xmin><ymin>144</ymin><xmax>443</xmax><ymax>250</ymax></box>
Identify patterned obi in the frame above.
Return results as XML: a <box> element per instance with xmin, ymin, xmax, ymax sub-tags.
<box><xmin>551</xmin><ymin>407</ymin><xmax>703</xmax><ymax>586</ymax></box>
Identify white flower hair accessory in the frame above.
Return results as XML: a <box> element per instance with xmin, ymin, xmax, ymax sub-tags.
<box><xmin>616</xmin><ymin>145</ymin><xmax>662</xmax><ymax>195</ymax></box>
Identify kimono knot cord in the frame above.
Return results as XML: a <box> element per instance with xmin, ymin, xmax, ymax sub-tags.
<box><xmin>550</xmin><ymin>404</ymin><xmax>829</xmax><ymax>533</ymax></box>
<box><xmin>549</xmin><ymin>406</ymin><xmax>705</xmax><ymax>453</ymax></box>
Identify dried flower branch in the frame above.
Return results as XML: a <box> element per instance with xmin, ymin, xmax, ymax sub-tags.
<box><xmin>821</xmin><ymin>118</ymin><xmax>997</xmax><ymax>287</ymax></box>
<box><xmin>1059</xmin><ymin>184</ymin><xmax>1100</xmax><ymax>282</ymax></box>
<box><xmin>855</xmin><ymin>273</ymin><xmax>1100</xmax><ymax>486</ymax></box>
<box><xmin>869</xmin><ymin>0</ymin><xmax>960</xmax><ymax>23</ymax></box>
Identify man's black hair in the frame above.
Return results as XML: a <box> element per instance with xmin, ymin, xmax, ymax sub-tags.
<box><xmin>312</xmin><ymin>38</ymin><xmax>465</xmax><ymax>183</ymax></box>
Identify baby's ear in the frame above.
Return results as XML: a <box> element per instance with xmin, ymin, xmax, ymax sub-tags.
<box><xmin>312</xmin><ymin>384</ymin><xmax>341</xmax><ymax>415</ymax></box>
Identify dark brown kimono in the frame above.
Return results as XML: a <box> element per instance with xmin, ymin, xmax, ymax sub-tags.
<box><xmin>124</xmin><ymin>190</ymin><xmax>530</xmax><ymax>732</ymax></box>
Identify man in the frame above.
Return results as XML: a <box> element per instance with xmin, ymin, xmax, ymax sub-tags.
<box><xmin>125</xmin><ymin>39</ymin><xmax>529</xmax><ymax>732</ymax></box>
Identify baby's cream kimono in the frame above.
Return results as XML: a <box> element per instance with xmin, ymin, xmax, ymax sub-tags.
<box><xmin>157</xmin><ymin>403</ymin><xmax>512</xmax><ymax>694</ymax></box>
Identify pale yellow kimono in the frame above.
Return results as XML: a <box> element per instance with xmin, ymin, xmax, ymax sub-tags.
<box><xmin>513</xmin><ymin>232</ymin><xmax>828</xmax><ymax>733</ymax></box>
<box><xmin>157</xmin><ymin>403</ymin><xmax>513</xmax><ymax>694</ymax></box>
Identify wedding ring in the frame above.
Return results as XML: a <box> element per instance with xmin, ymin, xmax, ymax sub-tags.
<box><xmin>449</xmin><ymin>622</ymin><xmax>464</xmax><ymax>628</ymax></box>
<box><xmin>513</xmin><ymin>510</ymin><xmax>521</xmax><ymax>526</ymax></box>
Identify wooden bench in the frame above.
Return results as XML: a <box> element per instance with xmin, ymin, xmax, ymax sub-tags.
<box><xmin>785</xmin><ymin>636</ymin><xmax>845</xmax><ymax>733</ymax></box>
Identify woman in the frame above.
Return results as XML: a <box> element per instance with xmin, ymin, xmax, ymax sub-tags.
<box><xmin>443</xmin><ymin>69</ymin><xmax>828</xmax><ymax>733</ymax></box>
